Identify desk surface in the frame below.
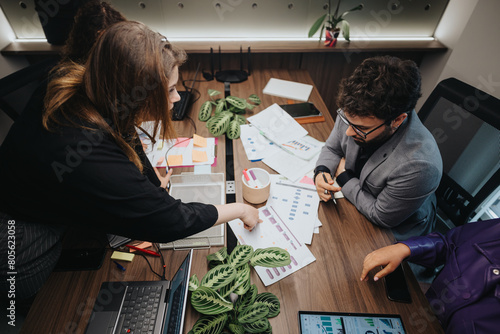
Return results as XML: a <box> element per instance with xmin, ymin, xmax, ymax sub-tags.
<box><xmin>19</xmin><ymin>69</ymin><xmax>444</xmax><ymax>334</ymax></box>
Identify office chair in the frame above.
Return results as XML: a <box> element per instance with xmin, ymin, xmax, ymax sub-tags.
<box><xmin>418</xmin><ymin>77</ymin><xmax>500</xmax><ymax>229</ymax></box>
<box><xmin>0</xmin><ymin>57</ymin><xmax>59</xmax><ymax>122</ymax></box>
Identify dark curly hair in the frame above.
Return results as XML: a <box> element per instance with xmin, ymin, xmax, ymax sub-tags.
<box><xmin>61</xmin><ymin>0</ymin><xmax>126</xmax><ymax>64</ymax></box>
<box><xmin>337</xmin><ymin>56</ymin><xmax>422</xmax><ymax>121</ymax></box>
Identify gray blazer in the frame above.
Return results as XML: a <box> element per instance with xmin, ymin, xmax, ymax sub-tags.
<box><xmin>316</xmin><ymin>110</ymin><xmax>443</xmax><ymax>240</ymax></box>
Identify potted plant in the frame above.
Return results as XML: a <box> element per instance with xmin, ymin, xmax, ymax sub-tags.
<box><xmin>308</xmin><ymin>0</ymin><xmax>363</xmax><ymax>47</ymax></box>
<box><xmin>188</xmin><ymin>245</ymin><xmax>291</xmax><ymax>334</ymax></box>
<box><xmin>198</xmin><ymin>89</ymin><xmax>261</xmax><ymax>139</ymax></box>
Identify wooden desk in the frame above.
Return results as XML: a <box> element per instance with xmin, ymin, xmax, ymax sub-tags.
<box><xmin>20</xmin><ymin>69</ymin><xmax>444</xmax><ymax>334</ymax></box>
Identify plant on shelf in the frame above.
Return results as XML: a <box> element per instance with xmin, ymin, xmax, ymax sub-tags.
<box><xmin>308</xmin><ymin>0</ymin><xmax>363</xmax><ymax>47</ymax></box>
<box><xmin>188</xmin><ymin>245</ymin><xmax>291</xmax><ymax>334</ymax></box>
<box><xmin>198</xmin><ymin>89</ymin><xmax>261</xmax><ymax>139</ymax></box>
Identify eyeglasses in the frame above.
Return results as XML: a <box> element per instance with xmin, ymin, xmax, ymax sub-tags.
<box><xmin>336</xmin><ymin>108</ymin><xmax>390</xmax><ymax>139</ymax></box>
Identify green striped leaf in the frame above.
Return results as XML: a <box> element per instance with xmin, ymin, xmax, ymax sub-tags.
<box><xmin>234</xmin><ymin>114</ymin><xmax>246</xmax><ymax>125</ymax></box>
<box><xmin>190</xmin><ymin>313</ymin><xmax>228</xmax><ymax>334</ymax></box>
<box><xmin>191</xmin><ymin>286</ymin><xmax>233</xmax><ymax>315</ymax></box>
<box><xmin>228</xmin><ymin>323</ymin><xmax>245</xmax><ymax>334</ymax></box>
<box><xmin>228</xmin><ymin>245</ymin><xmax>254</xmax><ymax>268</ymax></box>
<box><xmin>254</xmin><ymin>292</ymin><xmax>280</xmax><ymax>317</ymax></box>
<box><xmin>214</xmin><ymin>99</ymin><xmax>226</xmax><ymax>116</ymax></box>
<box><xmin>226</xmin><ymin>120</ymin><xmax>241</xmax><ymax>140</ymax></box>
<box><xmin>207</xmin><ymin>247</ymin><xmax>228</xmax><ymax>263</ymax></box>
<box><xmin>208</xmin><ymin>112</ymin><xmax>232</xmax><ymax>137</ymax></box>
<box><xmin>237</xmin><ymin>304</ymin><xmax>269</xmax><ymax>324</ymax></box>
<box><xmin>189</xmin><ymin>274</ymin><xmax>200</xmax><ymax>292</ymax></box>
<box><xmin>235</xmin><ymin>284</ymin><xmax>258</xmax><ymax>312</ymax></box>
<box><xmin>250</xmin><ymin>247</ymin><xmax>291</xmax><ymax>268</ymax></box>
<box><xmin>233</xmin><ymin>264</ymin><xmax>251</xmax><ymax>295</ymax></box>
<box><xmin>248</xmin><ymin>94</ymin><xmax>261</xmax><ymax>105</ymax></box>
<box><xmin>208</xmin><ymin>89</ymin><xmax>222</xmax><ymax>97</ymax></box>
<box><xmin>242</xmin><ymin>318</ymin><xmax>270</xmax><ymax>333</ymax></box>
<box><xmin>226</xmin><ymin>96</ymin><xmax>247</xmax><ymax>110</ymax></box>
<box><xmin>198</xmin><ymin>101</ymin><xmax>212</xmax><ymax>121</ymax></box>
<box><xmin>201</xmin><ymin>264</ymin><xmax>236</xmax><ymax>290</ymax></box>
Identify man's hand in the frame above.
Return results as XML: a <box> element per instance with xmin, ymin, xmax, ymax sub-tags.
<box><xmin>315</xmin><ymin>171</ymin><xmax>341</xmax><ymax>202</ymax></box>
<box><xmin>360</xmin><ymin>243</ymin><xmax>411</xmax><ymax>281</ymax></box>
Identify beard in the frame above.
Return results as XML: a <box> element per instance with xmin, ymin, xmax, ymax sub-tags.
<box><xmin>352</xmin><ymin>126</ymin><xmax>393</xmax><ymax>149</ymax></box>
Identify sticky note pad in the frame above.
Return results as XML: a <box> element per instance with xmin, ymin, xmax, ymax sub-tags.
<box><xmin>129</xmin><ymin>242</ymin><xmax>153</xmax><ymax>252</ymax></box>
<box><xmin>193</xmin><ymin>134</ymin><xmax>207</xmax><ymax>147</ymax></box>
<box><xmin>174</xmin><ymin>137</ymin><xmax>191</xmax><ymax>147</ymax></box>
<box><xmin>167</xmin><ymin>154</ymin><xmax>183</xmax><ymax>166</ymax></box>
<box><xmin>111</xmin><ymin>251</ymin><xmax>135</xmax><ymax>262</ymax></box>
<box><xmin>192</xmin><ymin>150</ymin><xmax>208</xmax><ymax>163</ymax></box>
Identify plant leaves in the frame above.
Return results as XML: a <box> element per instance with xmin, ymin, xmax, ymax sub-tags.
<box><xmin>237</xmin><ymin>304</ymin><xmax>269</xmax><ymax>324</ymax></box>
<box><xmin>242</xmin><ymin>318</ymin><xmax>270</xmax><ymax>333</ymax></box>
<box><xmin>226</xmin><ymin>96</ymin><xmax>247</xmax><ymax>110</ymax></box>
<box><xmin>191</xmin><ymin>286</ymin><xmax>233</xmax><ymax>315</ymax></box>
<box><xmin>248</xmin><ymin>94</ymin><xmax>261</xmax><ymax>105</ymax></box>
<box><xmin>198</xmin><ymin>101</ymin><xmax>212</xmax><ymax>122</ymax></box>
<box><xmin>254</xmin><ymin>292</ymin><xmax>280</xmax><ymax>318</ymax></box>
<box><xmin>208</xmin><ymin>89</ymin><xmax>222</xmax><ymax>97</ymax></box>
<box><xmin>200</xmin><ymin>264</ymin><xmax>236</xmax><ymax>290</ymax></box>
<box><xmin>341</xmin><ymin>20</ymin><xmax>350</xmax><ymax>41</ymax></box>
<box><xmin>308</xmin><ymin>13</ymin><xmax>327</xmax><ymax>38</ymax></box>
<box><xmin>228</xmin><ymin>245</ymin><xmax>254</xmax><ymax>268</ymax></box>
<box><xmin>234</xmin><ymin>114</ymin><xmax>246</xmax><ymax>125</ymax></box>
<box><xmin>226</xmin><ymin>120</ymin><xmax>241</xmax><ymax>140</ymax></box>
<box><xmin>208</xmin><ymin>112</ymin><xmax>232</xmax><ymax>137</ymax></box>
<box><xmin>228</xmin><ymin>323</ymin><xmax>245</xmax><ymax>334</ymax></box>
<box><xmin>233</xmin><ymin>264</ymin><xmax>251</xmax><ymax>295</ymax></box>
<box><xmin>190</xmin><ymin>313</ymin><xmax>228</xmax><ymax>334</ymax></box>
<box><xmin>215</xmin><ymin>99</ymin><xmax>226</xmax><ymax>116</ymax></box>
<box><xmin>189</xmin><ymin>274</ymin><xmax>200</xmax><ymax>292</ymax></box>
<box><xmin>235</xmin><ymin>284</ymin><xmax>258</xmax><ymax>312</ymax></box>
<box><xmin>250</xmin><ymin>247</ymin><xmax>291</xmax><ymax>268</ymax></box>
<box><xmin>207</xmin><ymin>247</ymin><xmax>228</xmax><ymax>263</ymax></box>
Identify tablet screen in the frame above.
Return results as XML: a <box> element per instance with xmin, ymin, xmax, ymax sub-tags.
<box><xmin>299</xmin><ymin>311</ymin><xmax>406</xmax><ymax>334</ymax></box>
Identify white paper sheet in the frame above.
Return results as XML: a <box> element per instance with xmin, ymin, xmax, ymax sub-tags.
<box><xmin>228</xmin><ymin>206</ymin><xmax>316</xmax><ymax>286</ymax></box>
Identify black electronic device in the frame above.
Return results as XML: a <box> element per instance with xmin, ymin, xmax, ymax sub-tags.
<box><xmin>212</xmin><ymin>46</ymin><xmax>251</xmax><ymax>83</ymax></box>
<box><xmin>54</xmin><ymin>248</ymin><xmax>105</xmax><ymax>271</ymax></box>
<box><xmin>384</xmin><ymin>264</ymin><xmax>412</xmax><ymax>303</ymax></box>
<box><xmin>172</xmin><ymin>63</ymin><xmax>200</xmax><ymax>121</ymax></box>
<box><xmin>279</xmin><ymin>102</ymin><xmax>325</xmax><ymax>124</ymax></box>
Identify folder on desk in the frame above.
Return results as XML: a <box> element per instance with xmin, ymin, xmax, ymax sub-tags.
<box><xmin>159</xmin><ymin>173</ymin><xmax>225</xmax><ymax>249</ymax></box>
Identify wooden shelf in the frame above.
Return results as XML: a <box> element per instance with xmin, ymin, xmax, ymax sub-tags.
<box><xmin>1</xmin><ymin>39</ymin><xmax>447</xmax><ymax>56</ymax></box>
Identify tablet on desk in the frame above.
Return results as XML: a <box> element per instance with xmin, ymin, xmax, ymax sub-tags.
<box><xmin>299</xmin><ymin>311</ymin><xmax>407</xmax><ymax>334</ymax></box>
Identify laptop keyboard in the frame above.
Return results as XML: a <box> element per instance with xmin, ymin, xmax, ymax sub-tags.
<box><xmin>116</xmin><ymin>285</ymin><xmax>162</xmax><ymax>334</ymax></box>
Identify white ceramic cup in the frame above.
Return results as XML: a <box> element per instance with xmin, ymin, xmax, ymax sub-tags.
<box><xmin>241</xmin><ymin>168</ymin><xmax>271</xmax><ymax>204</ymax></box>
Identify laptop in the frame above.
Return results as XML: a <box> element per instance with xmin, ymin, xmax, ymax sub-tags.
<box><xmin>85</xmin><ymin>249</ymin><xmax>193</xmax><ymax>334</ymax></box>
<box><xmin>299</xmin><ymin>311</ymin><xmax>407</xmax><ymax>334</ymax></box>
<box><xmin>172</xmin><ymin>63</ymin><xmax>200</xmax><ymax>121</ymax></box>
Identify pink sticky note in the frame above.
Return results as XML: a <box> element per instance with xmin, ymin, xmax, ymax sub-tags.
<box><xmin>299</xmin><ymin>175</ymin><xmax>315</xmax><ymax>185</ymax></box>
<box><xmin>174</xmin><ymin>137</ymin><xmax>191</xmax><ymax>147</ymax></box>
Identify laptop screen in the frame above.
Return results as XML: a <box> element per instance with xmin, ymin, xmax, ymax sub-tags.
<box><xmin>162</xmin><ymin>249</ymin><xmax>193</xmax><ymax>334</ymax></box>
<box><xmin>299</xmin><ymin>311</ymin><xmax>406</xmax><ymax>334</ymax></box>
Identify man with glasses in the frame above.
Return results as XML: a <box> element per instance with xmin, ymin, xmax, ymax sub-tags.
<box><xmin>314</xmin><ymin>56</ymin><xmax>442</xmax><ymax>240</ymax></box>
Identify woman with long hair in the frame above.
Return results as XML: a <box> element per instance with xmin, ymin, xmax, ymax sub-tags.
<box><xmin>0</xmin><ymin>21</ymin><xmax>260</xmax><ymax>300</ymax></box>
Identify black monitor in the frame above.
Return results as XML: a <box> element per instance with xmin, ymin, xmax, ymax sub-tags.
<box><xmin>418</xmin><ymin>78</ymin><xmax>500</xmax><ymax>226</ymax></box>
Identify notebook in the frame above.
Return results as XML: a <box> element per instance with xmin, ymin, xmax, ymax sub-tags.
<box><xmin>263</xmin><ymin>78</ymin><xmax>313</xmax><ymax>102</ymax></box>
<box><xmin>85</xmin><ymin>249</ymin><xmax>193</xmax><ymax>334</ymax></box>
<box><xmin>159</xmin><ymin>173</ymin><xmax>225</xmax><ymax>249</ymax></box>
<box><xmin>298</xmin><ymin>310</ymin><xmax>407</xmax><ymax>334</ymax></box>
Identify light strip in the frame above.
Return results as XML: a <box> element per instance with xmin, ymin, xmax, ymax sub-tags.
<box><xmin>15</xmin><ymin>36</ymin><xmax>435</xmax><ymax>43</ymax></box>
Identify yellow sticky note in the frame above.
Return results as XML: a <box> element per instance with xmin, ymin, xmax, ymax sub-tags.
<box><xmin>111</xmin><ymin>251</ymin><xmax>135</xmax><ymax>262</ymax></box>
<box><xmin>193</xmin><ymin>134</ymin><xmax>207</xmax><ymax>148</ymax></box>
<box><xmin>167</xmin><ymin>154</ymin><xmax>183</xmax><ymax>166</ymax></box>
<box><xmin>157</xmin><ymin>140</ymin><xmax>164</xmax><ymax>150</ymax></box>
<box><xmin>192</xmin><ymin>150</ymin><xmax>208</xmax><ymax>163</ymax></box>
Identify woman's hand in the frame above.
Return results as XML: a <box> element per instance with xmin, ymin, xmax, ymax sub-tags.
<box><xmin>155</xmin><ymin>167</ymin><xmax>173</xmax><ymax>189</ymax></box>
<box><xmin>215</xmin><ymin>203</ymin><xmax>262</xmax><ymax>231</ymax></box>
<box><xmin>360</xmin><ymin>243</ymin><xmax>411</xmax><ymax>281</ymax></box>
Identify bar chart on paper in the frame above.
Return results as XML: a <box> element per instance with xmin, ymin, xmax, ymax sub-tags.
<box><xmin>228</xmin><ymin>206</ymin><xmax>316</xmax><ymax>286</ymax></box>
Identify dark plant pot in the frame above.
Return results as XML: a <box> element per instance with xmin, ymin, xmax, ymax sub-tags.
<box><xmin>35</xmin><ymin>0</ymin><xmax>86</xmax><ymax>45</ymax></box>
<box><xmin>324</xmin><ymin>28</ymin><xmax>341</xmax><ymax>47</ymax></box>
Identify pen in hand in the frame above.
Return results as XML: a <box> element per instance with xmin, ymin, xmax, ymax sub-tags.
<box><xmin>322</xmin><ymin>172</ymin><xmax>337</xmax><ymax>205</ymax></box>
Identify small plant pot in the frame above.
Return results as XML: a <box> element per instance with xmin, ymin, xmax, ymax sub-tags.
<box><xmin>325</xmin><ymin>28</ymin><xmax>341</xmax><ymax>47</ymax></box>
<box><xmin>242</xmin><ymin>168</ymin><xmax>271</xmax><ymax>204</ymax></box>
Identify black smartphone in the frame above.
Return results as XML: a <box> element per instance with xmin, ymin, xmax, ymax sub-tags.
<box><xmin>279</xmin><ymin>102</ymin><xmax>322</xmax><ymax>119</ymax></box>
<box><xmin>384</xmin><ymin>264</ymin><xmax>412</xmax><ymax>303</ymax></box>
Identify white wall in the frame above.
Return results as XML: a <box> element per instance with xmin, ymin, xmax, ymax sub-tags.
<box><xmin>419</xmin><ymin>0</ymin><xmax>500</xmax><ymax>106</ymax></box>
<box><xmin>0</xmin><ymin>6</ymin><xmax>28</xmax><ymax>144</ymax></box>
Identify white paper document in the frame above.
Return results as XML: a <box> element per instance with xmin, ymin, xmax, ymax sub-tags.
<box><xmin>239</xmin><ymin>124</ymin><xmax>278</xmax><ymax>162</ymax></box>
<box><xmin>262</xmin><ymin>149</ymin><xmax>318</xmax><ymax>183</ymax></box>
<box><xmin>228</xmin><ymin>206</ymin><xmax>316</xmax><ymax>286</ymax></box>
<box><xmin>267</xmin><ymin>175</ymin><xmax>320</xmax><ymax>245</ymax></box>
<box><xmin>263</xmin><ymin>78</ymin><xmax>313</xmax><ymax>102</ymax></box>
<box><xmin>247</xmin><ymin>103</ymin><xmax>308</xmax><ymax>145</ymax></box>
